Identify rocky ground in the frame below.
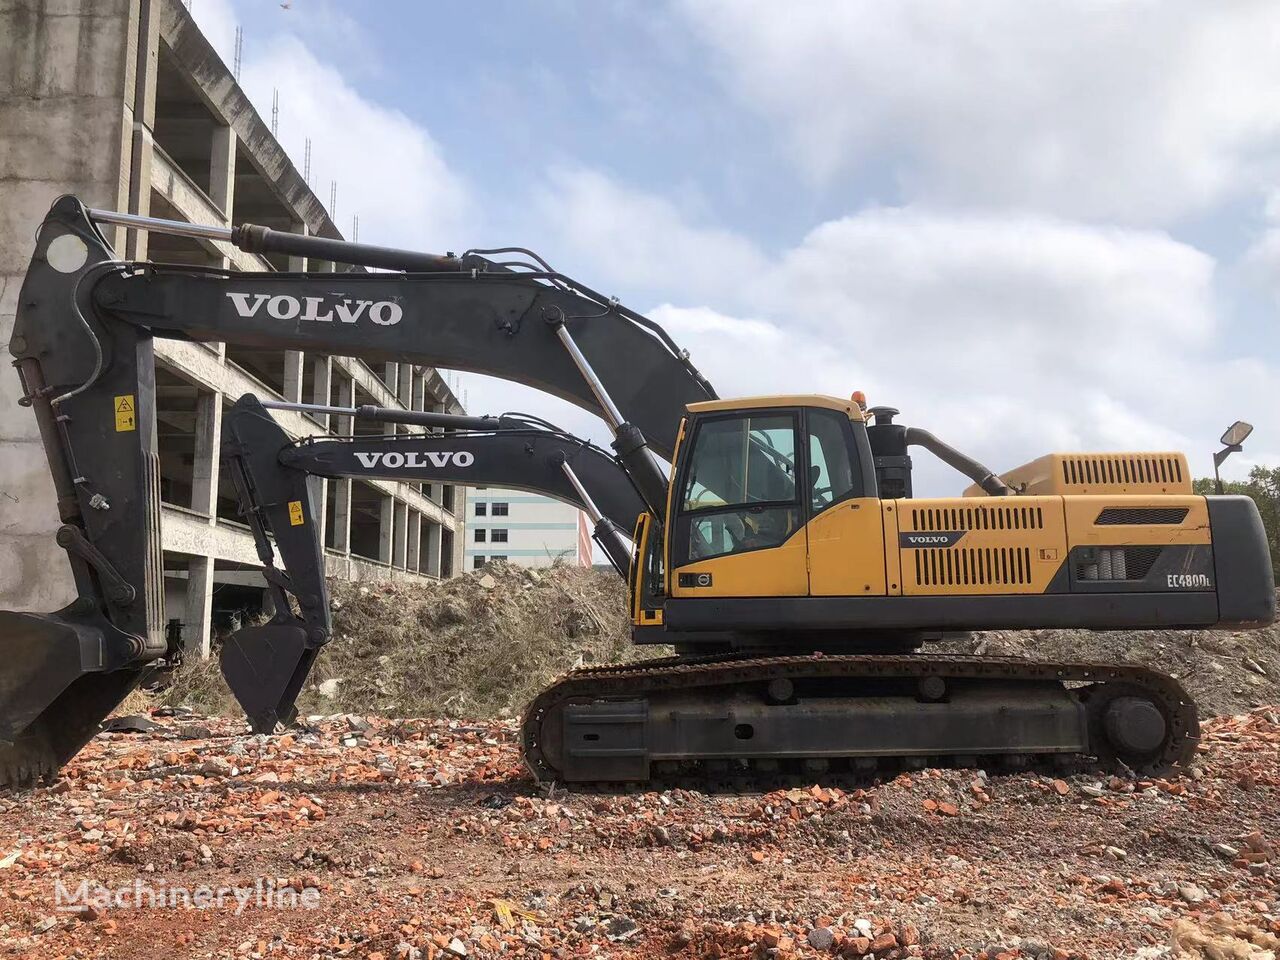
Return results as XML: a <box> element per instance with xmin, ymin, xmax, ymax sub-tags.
<box><xmin>0</xmin><ymin>706</ymin><xmax>1277</xmax><ymax>960</ymax></box>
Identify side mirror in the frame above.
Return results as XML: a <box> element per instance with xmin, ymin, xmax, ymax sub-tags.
<box><xmin>1220</xmin><ymin>420</ymin><xmax>1254</xmax><ymax>447</ymax></box>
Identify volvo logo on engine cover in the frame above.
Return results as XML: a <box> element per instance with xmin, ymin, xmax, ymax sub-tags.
<box><xmin>226</xmin><ymin>292</ymin><xmax>403</xmax><ymax>326</ymax></box>
<box><xmin>353</xmin><ymin>451</ymin><xmax>474</xmax><ymax>469</ymax></box>
<box><xmin>898</xmin><ymin>531</ymin><xmax>967</xmax><ymax>548</ymax></box>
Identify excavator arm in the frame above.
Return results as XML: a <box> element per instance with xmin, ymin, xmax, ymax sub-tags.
<box><xmin>218</xmin><ymin>394</ymin><xmax>644</xmax><ymax>732</ymax></box>
<box><xmin>0</xmin><ymin>196</ymin><xmax>712</xmax><ymax>784</ymax></box>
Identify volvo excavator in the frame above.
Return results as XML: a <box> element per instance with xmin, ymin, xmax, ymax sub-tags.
<box><xmin>0</xmin><ymin>196</ymin><xmax>1274</xmax><ymax>788</ymax></box>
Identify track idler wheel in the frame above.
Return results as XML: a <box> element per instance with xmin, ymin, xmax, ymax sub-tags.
<box><xmin>1087</xmin><ymin>683</ymin><xmax>1183</xmax><ymax>773</ymax></box>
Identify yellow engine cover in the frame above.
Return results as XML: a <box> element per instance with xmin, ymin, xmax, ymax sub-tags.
<box><xmin>895</xmin><ymin>497</ymin><xmax>1067</xmax><ymax>595</ymax></box>
<box><xmin>963</xmin><ymin>452</ymin><xmax>1191</xmax><ymax>497</ymax></box>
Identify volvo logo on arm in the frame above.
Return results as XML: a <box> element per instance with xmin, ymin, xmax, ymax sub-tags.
<box><xmin>226</xmin><ymin>292</ymin><xmax>403</xmax><ymax>326</ymax></box>
<box><xmin>898</xmin><ymin>531</ymin><xmax>967</xmax><ymax>548</ymax></box>
<box><xmin>353</xmin><ymin>451</ymin><xmax>474</xmax><ymax>469</ymax></box>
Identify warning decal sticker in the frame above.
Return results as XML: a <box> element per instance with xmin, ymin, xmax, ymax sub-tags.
<box><xmin>114</xmin><ymin>395</ymin><xmax>136</xmax><ymax>432</ymax></box>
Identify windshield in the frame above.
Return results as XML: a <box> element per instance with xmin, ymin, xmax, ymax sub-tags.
<box><xmin>681</xmin><ymin>414</ymin><xmax>797</xmax><ymax>511</ymax></box>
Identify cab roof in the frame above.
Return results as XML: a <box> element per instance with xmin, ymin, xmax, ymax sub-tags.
<box><xmin>686</xmin><ymin>395</ymin><xmax>866</xmax><ymax>421</ymax></box>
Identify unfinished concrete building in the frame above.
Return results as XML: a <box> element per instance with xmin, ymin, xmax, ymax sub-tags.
<box><xmin>0</xmin><ymin>0</ymin><xmax>466</xmax><ymax>657</ymax></box>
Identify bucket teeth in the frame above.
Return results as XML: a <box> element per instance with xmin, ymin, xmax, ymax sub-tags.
<box><xmin>0</xmin><ymin>737</ymin><xmax>57</xmax><ymax>790</ymax></box>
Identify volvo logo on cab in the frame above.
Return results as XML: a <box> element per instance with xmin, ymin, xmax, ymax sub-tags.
<box><xmin>226</xmin><ymin>292</ymin><xmax>403</xmax><ymax>326</ymax></box>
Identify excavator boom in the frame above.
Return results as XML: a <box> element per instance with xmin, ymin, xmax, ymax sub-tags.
<box><xmin>0</xmin><ymin>197</ymin><xmax>711</xmax><ymax>784</ymax></box>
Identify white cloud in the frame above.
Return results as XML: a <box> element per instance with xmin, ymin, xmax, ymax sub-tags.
<box><xmin>538</xmin><ymin>169</ymin><xmax>1279</xmax><ymax>492</ymax></box>
<box><xmin>192</xmin><ymin>2</ymin><xmax>468</xmax><ymax>252</ymax></box>
<box><xmin>535</xmin><ymin>168</ymin><xmax>769</xmax><ymax>304</ymax></box>
<box><xmin>1244</xmin><ymin>190</ymin><xmax>1280</xmax><ymax>304</ymax></box>
<box><xmin>677</xmin><ymin>0</ymin><xmax>1280</xmax><ymax>224</ymax></box>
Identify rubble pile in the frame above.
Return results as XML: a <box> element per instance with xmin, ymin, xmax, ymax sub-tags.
<box><xmin>0</xmin><ymin>706</ymin><xmax>1276</xmax><ymax>958</ymax></box>
<box><xmin>167</xmin><ymin>563</ymin><xmax>656</xmax><ymax>721</ymax></box>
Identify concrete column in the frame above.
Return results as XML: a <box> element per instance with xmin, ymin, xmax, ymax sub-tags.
<box><xmin>452</xmin><ymin>518</ymin><xmax>466</xmax><ymax>575</ymax></box>
<box><xmin>283</xmin><ymin>351</ymin><xmax>304</xmax><ymax>402</ymax></box>
<box><xmin>208</xmin><ymin>126</ymin><xmax>235</xmax><ymax>368</ymax></box>
<box><xmin>397</xmin><ymin>364</ymin><xmax>414</xmax><ymax>422</ymax></box>
<box><xmin>378</xmin><ymin>495</ymin><xmax>395</xmax><ymax>565</ymax></box>
<box><xmin>185</xmin><ymin>556</ymin><xmax>216</xmax><ymax>659</ymax></box>
<box><xmin>411</xmin><ymin>369</ymin><xmax>426</xmax><ymax>415</ymax></box>
<box><xmin>126</xmin><ymin>126</ymin><xmax>155</xmax><ymax>260</ymax></box>
<box><xmin>330</xmin><ymin>378</ymin><xmax>353</xmax><ymax>554</ymax></box>
<box><xmin>311</xmin><ymin>356</ymin><xmax>333</xmax><ymax>427</ymax></box>
<box><xmin>392</xmin><ymin>500</ymin><xmax>408</xmax><ymax>569</ymax></box>
<box><xmin>308</xmin><ymin>355</ymin><xmax>332</xmax><ymax>545</ymax></box>
<box><xmin>185</xmin><ymin>388</ymin><xmax>222</xmax><ymax>657</ymax></box>
<box><xmin>126</xmin><ymin>0</ymin><xmax>160</xmax><ymax>261</ymax></box>
<box><xmin>424</xmin><ymin>520</ymin><xmax>442</xmax><ymax>577</ymax></box>
<box><xmin>209</xmin><ymin>125</ymin><xmax>236</xmax><ymax>223</ymax></box>
<box><xmin>384</xmin><ymin>362</ymin><xmax>399</xmax><ymax>396</ymax></box>
<box><xmin>190</xmin><ymin>390</ymin><xmax>222</xmax><ymax>516</ymax></box>
<box><xmin>406</xmin><ymin>510</ymin><xmax>422</xmax><ymax>572</ymax></box>
<box><xmin>288</xmin><ymin>220</ymin><xmax>308</xmax><ymax>272</ymax></box>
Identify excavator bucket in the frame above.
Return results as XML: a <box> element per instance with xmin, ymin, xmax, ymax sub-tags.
<box><xmin>220</xmin><ymin>626</ymin><xmax>316</xmax><ymax>733</ymax></box>
<box><xmin>0</xmin><ymin>610</ymin><xmax>152</xmax><ymax>785</ymax></box>
<box><xmin>217</xmin><ymin>395</ymin><xmax>333</xmax><ymax>733</ymax></box>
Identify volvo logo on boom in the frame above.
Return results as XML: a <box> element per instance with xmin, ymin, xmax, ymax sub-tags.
<box><xmin>353</xmin><ymin>451</ymin><xmax>474</xmax><ymax>469</ymax></box>
<box><xmin>225</xmin><ymin>292</ymin><xmax>403</xmax><ymax>326</ymax></box>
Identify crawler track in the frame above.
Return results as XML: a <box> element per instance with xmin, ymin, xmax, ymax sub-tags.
<box><xmin>521</xmin><ymin>653</ymin><xmax>1199</xmax><ymax>787</ymax></box>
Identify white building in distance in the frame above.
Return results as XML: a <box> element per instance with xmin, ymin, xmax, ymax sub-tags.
<box><xmin>466</xmin><ymin>489</ymin><xmax>592</xmax><ymax>569</ymax></box>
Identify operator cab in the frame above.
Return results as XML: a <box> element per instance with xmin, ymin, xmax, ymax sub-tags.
<box><xmin>628</xmin><ymin>396</ymin><xmax>882</xmax><ymax>637</ymax></box>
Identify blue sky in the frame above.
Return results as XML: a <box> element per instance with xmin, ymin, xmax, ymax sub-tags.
<box><xmin>195</xmin><ymin>0</ymin><xmax>1280</xmax><ymax>491</ymax></box>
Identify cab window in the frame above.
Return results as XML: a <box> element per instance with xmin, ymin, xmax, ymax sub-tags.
<box><xmin>678</xmin><ymin>413</ymin><xmax>800</xmax><ymax>563</ymax></box>
<box><xmin>807</xmin><ymin>408</ymin><xmax>857</xmax><ymax>513</ymax></box>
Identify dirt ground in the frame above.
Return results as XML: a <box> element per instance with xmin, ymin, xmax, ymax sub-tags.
<box><xmin>0</xmin><ymin>707</ymin><xmax>1276</xmax><ymax>960</ymax></box>
<box><xmin>5</xmin><ymin>573</ymin><xmax>1277</xmax><ymax>958</ymax></box>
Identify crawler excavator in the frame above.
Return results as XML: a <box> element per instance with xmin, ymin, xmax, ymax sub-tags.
<box><xmin>0</xmin><ymin>196</ymin><xmax>1274</xmax><ymax>788</ymax></box>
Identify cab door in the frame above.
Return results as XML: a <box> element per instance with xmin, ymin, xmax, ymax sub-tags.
<box><xmin>628</xmin><ymin>511</ymin><xmax>664</xmax><ymax>627</ymax></box>
<box><xmin>669</xmin><ymin>410</ymin><xmax>809</xmax><ymax>597</ymax></box>
<box><xmin>804</xmin><ymin>408</ymin><xmax>887</xmax><ymax>596</ymax></box>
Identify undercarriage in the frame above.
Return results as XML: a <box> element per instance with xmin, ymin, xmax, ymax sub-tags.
<box><xmin>523</xmin><ymin>651</ymin><xmax>1198</xmax><ymax>786</ymax></box>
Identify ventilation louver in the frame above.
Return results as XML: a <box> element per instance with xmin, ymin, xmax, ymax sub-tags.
<box><xmin>1095</xmin><ymin>507</ymin><xmax>1189</xmax><ymax>525</ymax></box>
<box><xmin>914</xmin><ymin>546</ymin><xmax>1034</xmax><ymax>587</ymax></box>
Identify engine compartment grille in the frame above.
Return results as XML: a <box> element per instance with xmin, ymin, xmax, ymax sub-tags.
<box><xmin>906</xmin><ymin>504</ymin><xmax>1045</xmax><ymax>532</ymax></box>
<box><xmin>914</xmin><ymin>546</ymin><xmax>1034</xmax><ymax>587</ymax></box>
<box><xmin>1061</xmin><ymin>455</ymin><xmax>1183</xmax><ymax>488</ymax></box>
<box><xmin>1095</xmin><ymin>506</ymin><xmax>1190</xmax><ymax>525</ymax></box>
